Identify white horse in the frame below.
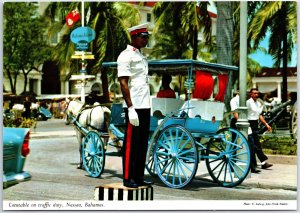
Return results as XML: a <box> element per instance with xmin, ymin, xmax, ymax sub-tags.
<box><xmin>65</xmin><ymin>99</ymin><xmax>111</xmax><ymax>169</ymax></box>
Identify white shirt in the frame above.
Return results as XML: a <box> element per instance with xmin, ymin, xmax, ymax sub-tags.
<box><xmin>117</xmin><ymin>45</ymin><xmax>150</xmax><ymax>109</ymax></box>
<box><xmin>229</xmin><ymin>95</ymin><xmax>252</xmax><ymax>133</ymax></box>
<box><xmin>230</xmin><ymin>94</ymin><xmax>239</xmax><ymax>111</ymax></box>
<box><xmin>246</xmin><ymin>97</ymin><xmax>263</xmax><ymax>120</ymax></box>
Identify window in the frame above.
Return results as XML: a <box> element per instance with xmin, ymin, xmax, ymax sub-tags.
<box><xmin>147</xmin><ymin>13</ymin><xmax>151</xmax><ymax>22</ymax></box>
<box><xmin>50</xmin><ymin>32</ymin><xmax>60</xmax><ymax>45</ymax></box>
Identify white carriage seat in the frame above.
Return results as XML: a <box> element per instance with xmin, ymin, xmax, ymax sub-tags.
<box><xmin>151</xmin><ymin>97</ymin><xmax>185</xmax><ymax>117</ymax></box>
<box><xmin>180</xmin><ymin>99</ymin><xmax>225</xmax><ymax>122</ymax></box>
<box><xmin>150</xmin><ymin>97</ymin><xmax>185</xmax><ymax>131</ymax></box>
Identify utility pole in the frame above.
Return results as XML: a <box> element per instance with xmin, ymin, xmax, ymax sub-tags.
<box><xmin>236</xmin><ymin>1</ymin><xmax>250</xmax><ymax>176</ymax></box>
<box><xmin>80</xmin><ymin>0</ymin><xmax>85</xmax><ymax>103</ymax></box>
<box><xmin>236</xmin><ymin>1</ymin><xmax>249</xmax><ymax>137</ymax></box>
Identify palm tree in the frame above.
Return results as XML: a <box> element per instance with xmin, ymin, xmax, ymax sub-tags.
<box><xmin>44</xmin><ymin>2</ymin><xmax>140</xmax><ymax>102</ymax></box>
<box><xmin>150</xmin><ymin>2</ymin><xmax>212</xmax><ymax>60</ymax></box>
<box><xmin>248</xmin><ymin>1</ymin><xmax>297</xmax><ymax>102</ymax></box>
<box><xmin>232</xmin><ymin>2</ymin><xmax>264</xmax><ymax>87</ymax></box>
<box><xmin>215</xmin><ymin>1</ymin><xmax>235</xmax><ymax>110</ymax></box>
<box><xmin>44</xmin><ymin>2</ymin><xmax>140</xmax><ymax>72</ymax></box>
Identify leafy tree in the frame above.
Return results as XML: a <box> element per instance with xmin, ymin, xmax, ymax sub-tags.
<box><xmin>248</xmin><ymin>1</ymin><xmax>297</xmax><ymax>102</ymax></box>
<box><xmin>232</xmin><ymin>2</ymin><xmax>262</xmax><ymax>88</ymax></box>
<box><xmin>44</xmin><ymin>2</ymin><xmax>140</xmax><ymax>102</ymax></box>
<box><xmin>44</xmin><ymin>2</ymin><xmax>140</xmax><ymax>74</ymax></box>
<box><xmin>150</xmin><ymin>2</ymin><xmax>212</xmax><ymax>60</ymax></box>
<box><xmin>215</xmin><ymin>2</ymin><xmax>235</xmax><ymax>111</ymax></box>
<box><xmin>3</xmin><ymin>2</ymin><xmax>52</xmax><ymax>94</ymax></box>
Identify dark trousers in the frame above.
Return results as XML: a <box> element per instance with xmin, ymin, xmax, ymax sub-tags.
<box><xmin>122</xmin><ymin>108</ymin><xmax>150</xmax><ymax>181</ymax></box>
<box><xmin>230</xmin><ymin>118</ymin><xmax>257</xmax><ymax>170</ymax></box>
<box><xmin>248</xmin><ymin>120</ymin><xmax>268</xmax><ymax>163</ymax></box>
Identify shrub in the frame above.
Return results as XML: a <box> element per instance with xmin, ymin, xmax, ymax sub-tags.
<box><xmin>3</xmin><ymin>110</ymin><xmax>37</xmax><ymax>128</ymax></box>
<box><xmin>260</xmin><ymin>135</ymin><xmax>297</xmax><ymax>155</ymax></box>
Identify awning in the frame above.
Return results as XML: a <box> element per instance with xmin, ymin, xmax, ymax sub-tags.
<box><xmin>102</xmin><ymin>59</ymin><xmax>238</xmax><ymax>75</ymax></box>
<box><xmin>36</xmin><ymin>94</ymin><xmax>81</xmax><ymax>100</ymax></box>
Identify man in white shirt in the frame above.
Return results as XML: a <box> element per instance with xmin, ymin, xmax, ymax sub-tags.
<box><xmin>247</xmin><ymin>88</ymin><xmax>273</xmax><ymax>170</ymax></box>
<box><xmin>117</xmin><ymin>23</ymin><xmax>153</xmax><ymax>188</ymax></box>
<box><xmin>230</xmin><ymin>90</ymin><xmax>239</xmax><ymax>129</ymax></box>
<box><xmin>230</xmin><ymin>90</ymin><xmax>260</xmax><ymax>173</ymax></box>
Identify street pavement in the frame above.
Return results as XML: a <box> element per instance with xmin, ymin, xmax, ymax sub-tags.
<box><xmin>31</xmin><ymin>118</ymin><xmax>298</xmax><ymax>192</ymax></box>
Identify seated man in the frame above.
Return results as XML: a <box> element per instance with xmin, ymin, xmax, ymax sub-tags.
<box><xmin>157</xmin><ymin>74</ymin><xmax>176</xmax><ymax>98</ymax></box>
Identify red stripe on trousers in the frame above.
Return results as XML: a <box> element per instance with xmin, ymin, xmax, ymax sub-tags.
<box><xmin>124</xmin><ymin>123</ymin><xmax>133</xmax><ymax>180</ymax></box>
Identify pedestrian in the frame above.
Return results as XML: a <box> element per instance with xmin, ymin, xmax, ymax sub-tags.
<box><xmin>229</xmin><ymin>90</ymin><xmax>239</xmax><ymax>129</ymax></box>
<box><xmin>117</xmin><ymin>23</ymin><xmax>153</xmax><ymax>188</ymax></box>
<box><xmin>157</xmin><ymin>74</ymin><xmax>176</xmax><ymax>98</ymax></box>
<box><xmin>22</xmin><ymin>96</ymin><xmax>32</xmax><ymax>119</ymax></box>
<box><xmin>229</xmin><ymin>90</ymin><xmax>260</xmax><ymax>173</ymax></box>
<box><xmin>247</xmin><ymin>88</ymin><xmax>273</xmax><ymax>170</ymax></box>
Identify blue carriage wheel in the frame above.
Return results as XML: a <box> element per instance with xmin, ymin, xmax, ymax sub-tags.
<box><xmin>82</xmin><ymin>131</ymin><xmax>105</xmax><ymax>178</ymax></box>
<box><xmin>205</xmin><ymin>128</ymin><xmax>251</xmax><ymax>187</ymax></box>
<box><xmin>146</xmin><ymin>144</ymin><xmax>157</xmax><ymax>177</ymax></box>
<box><xmin>154</xmin><ymin>125</ymin><xmax>198</xmax><ymax>189</ymax></box>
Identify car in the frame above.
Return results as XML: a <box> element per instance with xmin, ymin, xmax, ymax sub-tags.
<box><xmin>3</xmin><ymin>127</ymin><xmax>31</xmax><ymax>188</ymax></box>
<box><xmin>33</xmin><ymin>106</ymin><xmax>52</xmax><ymax>121</ymax></box>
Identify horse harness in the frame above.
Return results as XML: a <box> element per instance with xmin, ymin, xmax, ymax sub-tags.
<box><xmin>75</xmin><ymin>104</ymin><xmax>106</xmax><ymax>134</ymax></box>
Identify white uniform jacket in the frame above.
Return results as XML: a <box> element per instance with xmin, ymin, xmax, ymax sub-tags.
<box><xmin>117</xmin><ymin>45</ymin><xmax>150</xmax><ymax>109</ymax></box>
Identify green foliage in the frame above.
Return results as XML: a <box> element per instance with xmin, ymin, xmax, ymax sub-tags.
<box><xmin>44</xmin><ymin>2</ymin><xmax>139</xmax><ymax>74</ymax></box>
<box><xmin>3</xmin><ymin>2</ymin><xmax>52</xmax><ymax>94</ymax></box>
<box><xmin>248</xmin><ymin>2</ymin><xmax>296</xmax><ymax>67</ymax></box>
<box><xmin>3</xmin><ymin>114</ymin><xmax>36</xmax><ymax>128</ymax></box>
<box><xmin>150</xmin><ymin>2</ymin><xmax>212</xmax><ymax>60</ymax></box>
<box><xmin>261</xmin><ymin>135</ymin><xmax>297</xmax><ymax>155</ymax></box>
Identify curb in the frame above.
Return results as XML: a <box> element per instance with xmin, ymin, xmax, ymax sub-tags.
<box><xmin>243</xmin><ymin>182</ymin><xmax>297</xmax><ymax>192</ymax></box>
<box><xmin>266</xmin><ymin>154</ymin><xmax>297</xmax><ymax>165</ymax></box>
<box><xmin>30</xmin><ymin>131</ymin><xmax>76</xmax><ymax>139</ymax></box>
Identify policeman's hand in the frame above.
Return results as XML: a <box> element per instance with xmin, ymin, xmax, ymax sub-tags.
<box><xmin>128</xmin><ymin>106</ymin><xmax>139</xmax><ymax>126</ymax></box>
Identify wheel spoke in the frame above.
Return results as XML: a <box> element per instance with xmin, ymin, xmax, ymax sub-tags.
<box><xmin>82</xmin><ymin>132</ymin><xmax>105</xmax><ymax>177</ymax></box>
<box><xmin>154</xmin><ymin>125</ymin><xmax>198</xmax><ymax>188</ymax></box>
<box><xmin>206</xmin><ymin>128</ymin><xmax>250</xmax><ymax>187</ymax></box>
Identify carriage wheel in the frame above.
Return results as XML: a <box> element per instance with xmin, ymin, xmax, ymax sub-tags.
<box><xmin>290</xmin><ymin>101</ymin><xmax>297</xmax><ymax>140</ymax></box>
<box><xmin>206</xmin><ymin>128</ymin><xmax>250</xmax><ymax>187</ymax></box>
<box><xmin>82</xmin><ymin>131</ymin><xmax>105</xmax><ymax>178</ymax></box>
<box><xmin>154</xmin><ymin>125</ymin><xmax>198</xmax><ymax>188</ymax></box>
<box><xmin>146</xmin><ymin>143</ymin><xmax>157</xmax><ymax>177</ymax></box>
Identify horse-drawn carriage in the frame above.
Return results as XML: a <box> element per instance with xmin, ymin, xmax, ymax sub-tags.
<box><xmin>66</xmin><ymin>59</ymin><xmax>252</xmax><ymax>189</ymax></box>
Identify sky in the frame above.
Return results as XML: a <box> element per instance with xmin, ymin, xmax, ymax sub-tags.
<box><xmin>207</xmin><ymin>1</ymin><xmax>297</xmax><ymax>68</ymax></box>
<box><xmin>248</xmin><ymin>33</ymin><xmax>297</xmax><ymax>68</ymax></box>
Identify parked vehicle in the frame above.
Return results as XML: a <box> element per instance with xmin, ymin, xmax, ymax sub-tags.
<box><xmin>32</xmin><ymin>106</ymin><xmax>52</xmax><ymax>121</ymax></box>
<box><xmin>3</xmin><ymin>127</ymin><xmax>31</xmax><ymax>188</ymax></box>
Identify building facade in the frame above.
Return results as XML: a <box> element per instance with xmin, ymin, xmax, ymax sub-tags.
<box><xmin>3</xmin><ymin>2</ymin><xmax>218</xmax><ymax>100</ymax></box>
<box><xmin>252</xmin><ymin>67</ymin><xmax>297</xmax><ymax>101</ymax></box>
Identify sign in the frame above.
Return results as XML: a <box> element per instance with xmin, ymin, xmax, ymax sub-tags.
<box><xmin>76</xmin><ymin>41</ymin><xmax>89</xmax><ymax>51</ymax></box>
<box><xmin>66</xmin><ymin>9</ymin><xmax>80</xmax><ymax>28</ymax></box>
<box><xmin>71</xmin><ymin>53</ymin><xmax>94</xmax><ymax>60</ymax></box>
<box><xmin>70</xmin><ymin>75</ymin><xmax>95</xmax><ymax>81</ymax></box>
<box><xmin>70</xmin><ymin>27</ymin><xmax>96</xmax><ymax>44</ymax></box>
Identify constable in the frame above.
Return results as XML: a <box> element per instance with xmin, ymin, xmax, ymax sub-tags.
<box><xmin>117</xmin><ymin>23</ymin><xmax>153</xmax><ymax>188</ymax></box>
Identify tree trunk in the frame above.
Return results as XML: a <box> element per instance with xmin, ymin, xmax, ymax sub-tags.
<box><xmin>281</xmin><ymin>5</ymin><xmax>288</xmax><ymax>103</ymax></box>
<box><xmin>100</xmin><ymin>68</ymin><xmax>110</xmax><ymax>103</ymax></box>
<box><xmin>216</xmin><ymin>2</ymin><xmax>234</xmax><ymax>111</ymax></box>
<box><xmin>12</xmin><ymin>71</ymin><xmax>18</xmax><ymax>94</ymax></box>
<box><xmin>192</xmin><ymin>28</ymin><xmax>198</xmax><ymax>60</ymax></box>
<box><xmin>23</xmin><ymin>70</ymin><xmax>28</xmax><ymax>94</ymax></box>
<box><xmin>6</xmin><ymin>69</ymin><xmax>14</xmax><ymax>94</ymax></box>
